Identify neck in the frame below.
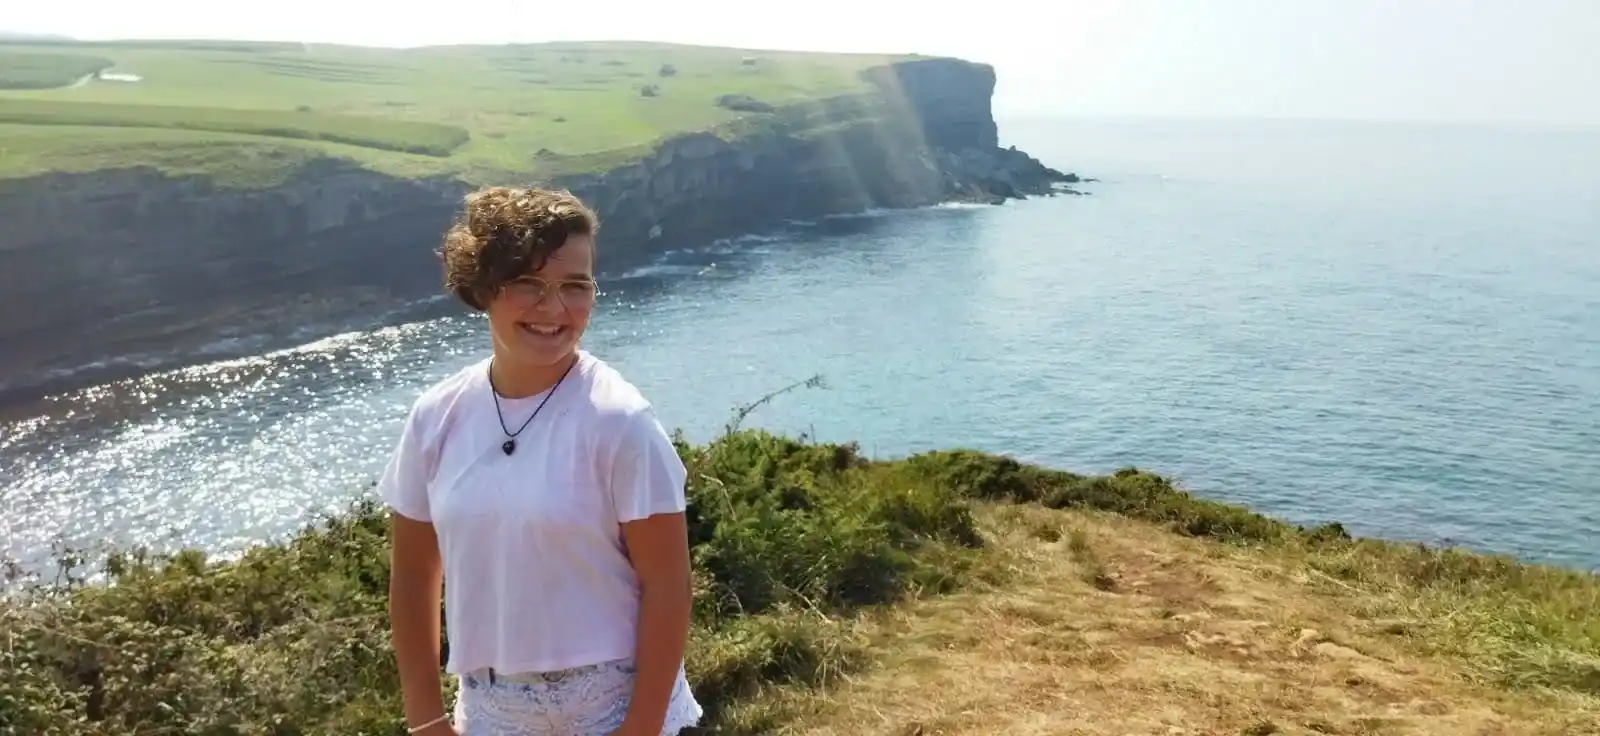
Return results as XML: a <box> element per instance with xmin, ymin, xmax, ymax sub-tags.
<box><xmin>489</xmin><ymin>351</ymin><xmax>579</xmax><ymax>399</ymax></box>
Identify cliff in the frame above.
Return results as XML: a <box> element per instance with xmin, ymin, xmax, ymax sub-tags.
<box><xmin>0</xmin><ymin>57</ymin><xmax>1076</xmax><ymax>404</ymax></box>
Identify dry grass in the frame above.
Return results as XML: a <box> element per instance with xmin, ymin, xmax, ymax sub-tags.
<box><xmin>743</xmin><ymin>504</ymin><xmax>1599</xmax><ymax>736</ymax></box>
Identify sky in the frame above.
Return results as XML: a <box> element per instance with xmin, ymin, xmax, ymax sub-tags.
<box><xmin>6</xmin><ymin>0</ymin><xmax>1598</xmax><ymax>127</ymax></box>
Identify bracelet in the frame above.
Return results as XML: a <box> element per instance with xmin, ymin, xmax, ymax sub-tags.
<box><xmin>406</xmin><ymin>713</ymin><xmax>450</xmax><ymax>734</ymax></box>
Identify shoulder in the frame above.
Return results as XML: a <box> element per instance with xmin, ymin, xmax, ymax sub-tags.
<box><xmin>571</xmin><ymin>354</ymin><xmax>688</xmax><ymax>511</ymax></box>
<box><xmin>404</xmin><ymin>358</ymin><xmax>488</xmax><ymax>430</ymax></box>
<box><xmin>573</xmin><ymin>350</ymin><xmax>656</xmax><ymax>424</ymax></box>
<box><xmin>571</xmin><ymin>351</ymin><xmax>677</xmax><ymax>453</ymax></box>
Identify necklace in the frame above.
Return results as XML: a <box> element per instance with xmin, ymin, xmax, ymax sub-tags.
<box><xmin>488</xmin><ymin>356</ymin><xmax>577</xmax><ymax>456</ymax></box>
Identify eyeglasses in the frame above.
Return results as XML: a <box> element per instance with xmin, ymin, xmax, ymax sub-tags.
<box><xmin>500</xmin><ymin>276</ymin><xmax>599</xmax><ymax>306</ymax></box>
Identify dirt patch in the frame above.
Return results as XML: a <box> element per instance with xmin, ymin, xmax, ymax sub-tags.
<box><xmin>762</xmin><ymin>505</ymin><xmax>1598</xmax><ymax>736</ymax></box>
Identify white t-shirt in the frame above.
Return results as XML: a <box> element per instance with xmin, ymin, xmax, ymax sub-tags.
<box><xmin>377</xmin><ymin>349</ymin><xmax>689</xmax><ymax>675</ymax></box>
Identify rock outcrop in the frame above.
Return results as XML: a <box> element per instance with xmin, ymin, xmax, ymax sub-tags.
<box><xmin>0</xmin><ymin>57</ymin><xmax>1078</xmax><ymax>405</ymax></box>
<box><xmin>863</xmin><ymin>57</ymin><xmax>1000</xmax><ymax>150</ymax></box>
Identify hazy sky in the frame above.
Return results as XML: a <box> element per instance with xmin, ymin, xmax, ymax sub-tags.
<box><xmin>7</xmin><ymin>0</ymin><xmax>1598</xmax><ymax>126</ymax></box>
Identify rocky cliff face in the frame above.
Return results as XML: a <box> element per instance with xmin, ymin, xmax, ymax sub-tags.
<box><xmin>0</xmin><ymin>57</ymin><xmax>1076</xmax><ymax>405</ymax></box>
<box><xmin>863</xmin><ymin>57</ymin><xmax>1000</xmax><ymax>151</ymax></box>
<box><xmin>0</xmin><ymin>164</ymin><xmax>472</xmax><ymax>401</ymax></box>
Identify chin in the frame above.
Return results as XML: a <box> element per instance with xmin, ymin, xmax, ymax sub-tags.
<box><xmin>518</xmin><ymin>345</ymin><xmax>577</xmax><ymax>367</ymax></box>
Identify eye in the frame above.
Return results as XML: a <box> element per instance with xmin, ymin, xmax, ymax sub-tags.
<box><xmin>559</xmin><ymin>280</ymin><xmax>597</xmax><ymax>298</ymax></box>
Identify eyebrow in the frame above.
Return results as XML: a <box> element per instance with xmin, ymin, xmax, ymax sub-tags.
<box><xmin>514</xmin><ymin>273</ymin><xmax>594</xmax><ymax>282</ymax></box>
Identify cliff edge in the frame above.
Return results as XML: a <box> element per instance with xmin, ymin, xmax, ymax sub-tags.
<box><xmin>4</xmin><ymin>431</ymin><xmax>1591</xmax><ymax>733</ymax></box>
<box><xmin>0</xmin><ymin>53</ymin><xmax>1078</xmax><ymax>404</ymax></box>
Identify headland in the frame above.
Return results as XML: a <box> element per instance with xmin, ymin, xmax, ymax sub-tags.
<box><xmin>0</xmin><ymin>40</ymin><xmax>1080</xmax><ymax>405</ymax></box>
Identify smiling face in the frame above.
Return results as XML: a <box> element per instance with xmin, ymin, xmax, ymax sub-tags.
<box><xmin>484</xmin><ymin>234</ymin><xmax>597</xmax><ymax>372</ymax></box>
<box><xmin>438</xmin><ymin>186</ymin><xmax>602</xmax><ymax>393</ymax></box>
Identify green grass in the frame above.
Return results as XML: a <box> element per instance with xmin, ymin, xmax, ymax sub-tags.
<box><xmin>0</xmin><ymin>99</ymin><xmax>470</xmax><ymax>156</ymax></box>
<box><xmin>0</xmin><ymin>51</ymin><xmax>115</xmax><ymax>89</ymax></box>
<box><xmin>0</xmin><ymin>123</ymin><xmax>352</xmax><ymax>187</ymax></box>
<box><xmin>0</xmin><ymin>40</ymin><xmax>912</xmax><ymax>184</ymax></box>
<box><xmin>4</xmin><ymin>420</ymin><xmax>1595</xmax><ymax>734</ymax></box>
<box><xmin>0</xmin><ymin>425</ymin><xmax>987</xmax><ymax>735</ymax></box>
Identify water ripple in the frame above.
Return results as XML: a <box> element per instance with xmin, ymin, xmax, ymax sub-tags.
<box><xmin>5</xmin><ymin>121</ymin><xmax>1600</xmax><ymax>576</ymax></box>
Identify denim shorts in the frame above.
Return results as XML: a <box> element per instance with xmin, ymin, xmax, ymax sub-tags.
<box><xmin>452</xmin><ymin>658</ymin><xmax>702</xmax><ymax>736</ymax></box>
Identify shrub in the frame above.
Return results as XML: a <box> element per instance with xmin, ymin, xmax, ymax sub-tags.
<box><xmin>6</xmin><ymin>424</ymin><xmax>1595</xmax><ymax>731</ymax></box>
<box><xmin>716</xmin><ymin>94</ymin><xmax>774</xmax><ymax>113</ymax></box>
<box><xmin>903</xmin><ymin>449</ymin><xmax>1286</xmax><ymax>543</ymax></box>
<box><xmin>0</xmin><ymin>428</ymin><xmax>986</xmax><ymax>734</ymax></box>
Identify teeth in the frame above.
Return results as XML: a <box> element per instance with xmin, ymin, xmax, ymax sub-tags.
<box><xmin>522</xmin><ymin>324</ymin><xmax>562</xmax><ymax>336</ymax></box>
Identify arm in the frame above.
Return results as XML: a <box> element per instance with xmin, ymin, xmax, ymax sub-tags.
<box><xmin>608</xmin><ymin>408</ymin><xmax>694</xmax><ymax>734</ymax></box>
<box><xmin>389</xmin><ymin>513</ymin><xmax>452</xmax><ymax>734</ymax></box>
<box><xmin>377</xmin><ymin>401</ymin><xmax>452</xmax><ymax>733</ymax></box>
<box><xmin>619</xmin><ymin>513</ymin><xmax>693</xmax><ymax>733</ymax></box>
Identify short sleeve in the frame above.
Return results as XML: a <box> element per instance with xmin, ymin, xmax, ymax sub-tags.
<box><xmin>608</xmin><ymin>408</ymin><xmax>689</xmax><ymax>524</ymax></box>
<box><xmin>376</xmin><ymin>400</ymin><xmax>436</xmax><ymax>522</ymax></box>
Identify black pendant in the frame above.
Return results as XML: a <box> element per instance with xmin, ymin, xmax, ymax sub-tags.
<box><xmin>502</xmin><ymin>439</ymin><xmax>516</xmax><ymax>455</ymax></box>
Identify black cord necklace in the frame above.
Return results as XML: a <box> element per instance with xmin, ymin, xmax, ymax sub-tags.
<box><xmin>488</xmin><ymin>356</ymin><xmax>577</xmax><ymax>456</ymax></box>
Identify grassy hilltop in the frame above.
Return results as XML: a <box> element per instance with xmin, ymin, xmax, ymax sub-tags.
<box><xmin>0</xmin><ymin>40</ymin><xmax>907</xmax><ymax>185</ymax></box>
<box><xmin>2</xmin><ymin>411</ymin><xmax>1596</xmax><ymax>733</ymax></box>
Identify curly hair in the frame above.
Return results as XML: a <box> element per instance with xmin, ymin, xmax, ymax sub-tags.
<box><xmin>439</xmin><ymin>186</ymin><xmax>600</xmax><ymax>311</ymax></box>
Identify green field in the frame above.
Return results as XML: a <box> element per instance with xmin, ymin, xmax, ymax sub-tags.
<box><xmin>0</xmin><ymin>99</ymin><xmax>470</xmax><ymax>156</ymax></box>
<box><xmin>0</xmin><ymin>51</ymin><xmax>114</xmax><ymax>89</ymax></box>
<box><xmin>0</xmin><ymin>40</ymin><xmax>908</xmax><ymax>185</ymax></box>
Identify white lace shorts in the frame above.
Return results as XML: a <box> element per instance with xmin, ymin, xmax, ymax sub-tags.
<box><xmin>451</xmin><ymin>658</ymin><xmax>703</xmax><ymax>735</ymax></box>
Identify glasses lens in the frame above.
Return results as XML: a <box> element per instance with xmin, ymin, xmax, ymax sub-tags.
<box><xmin>505</xmin><ymin>278</ymin><xmax>596</xmax><ymax>305</ymax></box>
<box><xmin>559</xmin><ymin>280</ymin><xmax>596</xmax><ymax>303</ymax></box>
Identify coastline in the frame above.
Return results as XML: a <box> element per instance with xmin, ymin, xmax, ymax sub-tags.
<box><xmin>0</xmin><ymin>190</ymin><xmax>1072</xmax><ymax>415</ymax></box>
<box><xmin>0</xmin><ymin>56</ymin><xmax>1079</xmax><ymax>408</ymax></box>
<box><xmin>5</xmin><ymin>41</ymin><xmax>1596</xmax><ymax>733</ymax></box>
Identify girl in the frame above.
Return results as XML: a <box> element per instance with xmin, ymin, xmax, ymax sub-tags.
<box><xmin>381</xmin><ymin>186</ymin><xmax>702</xmax><ymax>735</ymax></box>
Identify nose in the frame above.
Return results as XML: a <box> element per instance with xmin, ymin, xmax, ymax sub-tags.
<box><xmin>531</xmin><ymin>286</ymin><xmax>565</xmax><ymax>313</ymax></box>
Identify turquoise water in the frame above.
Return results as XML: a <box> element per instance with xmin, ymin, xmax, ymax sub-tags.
<box><xmin>3</xmin><ymin>117</ymin><xmax>1597</xmax><ymax>572</ymax></box>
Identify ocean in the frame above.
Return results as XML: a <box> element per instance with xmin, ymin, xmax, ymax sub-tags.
<box><xmin>2</xmin><ymin>116</ymin><xmax>1597</xmax><ymax>574</ymax></box>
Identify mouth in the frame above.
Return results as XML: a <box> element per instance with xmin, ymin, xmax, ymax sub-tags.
<box><xmin>517</xmin><ymin>321</ymin><xmax>569</xmax><ymax>341</ymax></box>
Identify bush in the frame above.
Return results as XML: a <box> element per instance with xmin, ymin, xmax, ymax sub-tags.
<box><xmin>903</xmin><ymin>449</ymin><xmax>1286</xmax><ymax>543</ymax></box>
<box><xmin>0</xmin><ymin>428</ymin><xmax>989</xmax><ymax>734</ymax></box>
<box><xmin>8</xmin><ymin>422</ymin><xmax>1595</xmax><ymax>731</ymax></box>
<box><xmin>716</xmin><ymin>94</ymin><xmax>775</xmax><ymax>113</ymax></box>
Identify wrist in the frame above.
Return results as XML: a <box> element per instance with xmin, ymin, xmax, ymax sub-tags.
<box><xmin>406</xmin><ymin>712</ymin><xmax>451</xmax><ymax>734</ymax></box>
